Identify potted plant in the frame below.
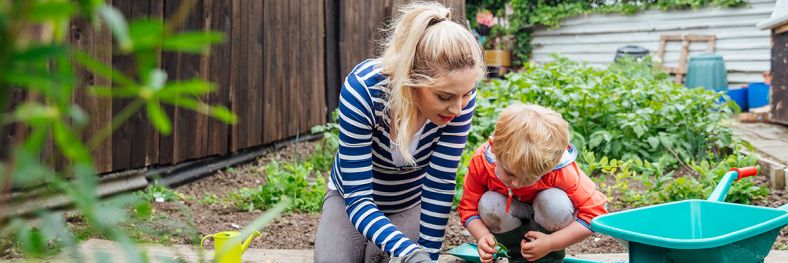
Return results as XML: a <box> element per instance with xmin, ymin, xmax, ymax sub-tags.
<box><xmin>474</xmin><ymin>9</ymin><xmax>511</xmax><ymax>73</ymax></box>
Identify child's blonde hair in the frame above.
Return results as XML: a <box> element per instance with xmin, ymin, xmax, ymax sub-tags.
<box><xmin>379</xmin><ymin>1</ymin><xmax>485</xmax><ymax>165</ymax></box>
<box><xmin>492</xmin><ymin>104</ymin><xmax>570</xmax><ymax>180</ymax></box>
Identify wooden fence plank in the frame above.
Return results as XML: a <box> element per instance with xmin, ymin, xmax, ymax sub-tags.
<box><xmin>70</xmin><ymin>16</ymin><xmax>114</xmax><ymax>173</ymax></box>
<box><xmin>248</xmin><ymin>0</ymin><xmax>264</xmax><ymax>147</ymax></box>
<box><xmin>205</xmin><ymin>0</ymin><xmax>231</xmax><ymax>156</ymax></box>
<box><xmin>145</xmin><ymin>0</ymin><xmax>164</xmax><ymax>166</ymax></box>
<box><xmin>170</xmin><ymin>0</ymin><xmax>206</xmax><ymax>163</ymax></box>
<box><xmin>228</xmin><ymin>0</ymin><xmax>241</xmax><ymax>152</ymax></box>
<box><xmin>109</xmin><ymin>0</ymin><xmax>132</xmax><ymax>171</ymax></box>
<box><xmin>159</xmin><ymin>0</ymin><xmax>179</xmax><ymax>165</ymax></box>
<box><xmin>112</xmin><ymin>0</ymin><xmax>155</xmax><ymax>170</ymax></box>
<box><xmin>324</xmin><ymin>0</ymin><xmax>340</xmax><ymax>119</ymax></box>
<box><xmin>262</xmin><ymin>0</ymin><xmax>281</xmax><ymax>144</ymax></box>
<box><xmin>127</xmin><ymin>1</ymin><xmax>154</xmax><ymax>168</ymax></box>
<box><xmin>287</xmin><ymin>0</ymin><xmax>300</xmax><ymax>138</ymax></box>
<box><xmin>309</xmin><ymin>0</ymin><xmax>327</xmax><ymax>128</ymax></box>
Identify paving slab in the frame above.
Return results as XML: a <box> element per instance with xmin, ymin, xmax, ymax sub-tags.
<box><xmin>730</xmin><ymin>121</ymin><xmax>788</xmax><ymax>165</ymax></box>
<box><xmin>10</xmin><ymin>239</ymin><xmax>784</xmax><ymax>263</ymax></box>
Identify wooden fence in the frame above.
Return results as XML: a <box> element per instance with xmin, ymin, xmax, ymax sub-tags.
<box><xmin>326</xmin><ymin>0</ymin><xmax>465</xmax><ymax>112</ymax></box>
<box><xmin>6</xmin><ymin>0</ymin><xmax>465</xmax><ymax>174</ymax></box>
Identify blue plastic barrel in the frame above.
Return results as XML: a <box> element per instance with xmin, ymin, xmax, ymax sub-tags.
<box><xmin>747</xmin><ymin>82</ymin><xmax>770</xmax><ymax>108</ymax></box>
<box><xmin>725</xmin><ymin>87</ymin><xmax>748</xmax><ymax>112</ymax></box>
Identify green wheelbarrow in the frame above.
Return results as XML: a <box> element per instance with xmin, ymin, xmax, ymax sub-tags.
<box><xmin>448</xmin><ymin>167</ymin><xmax>788</xmax><ymax>263</ymax></box>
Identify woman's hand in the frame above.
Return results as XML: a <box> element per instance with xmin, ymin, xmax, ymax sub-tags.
<box><xmin>477</xmin><ymin>233</ymin><xmax>497</xmax><ymax>263</ymax></box>
<box><xmin>520</xmin><ymin>231</ymin><xmax>555</xmax><ymax>262</ymax></box>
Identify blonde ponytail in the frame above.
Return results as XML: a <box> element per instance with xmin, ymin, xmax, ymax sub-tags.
<box><xmin>379</xmin><ymin>1</ymin><xmax>485</xmax><ymax>165</ymax></box>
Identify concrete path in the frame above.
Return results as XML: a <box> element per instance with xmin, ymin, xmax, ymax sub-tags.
<box><xmin>11</xmin><ymin>239</ymin><xmax>784</xmax><ymax>263</ymax></box>
<box><xmin>730</xmin><ymin>121</ymin><xmax>788</xmax><ymax>165</ymax></box>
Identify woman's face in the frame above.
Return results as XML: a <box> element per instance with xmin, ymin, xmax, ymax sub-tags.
<box><xmin>412</xmin><ymin>68</ymin><xmax>477</xmax><ymax>125</ymax></box>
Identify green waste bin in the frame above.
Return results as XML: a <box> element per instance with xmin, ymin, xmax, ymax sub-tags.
<box><xmin>685</xmin><ymin>53</ymin><xmax>728</xmax><ymax>92</ymax></box>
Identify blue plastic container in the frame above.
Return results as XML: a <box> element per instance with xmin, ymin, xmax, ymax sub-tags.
<box><xmin>747</xmin><ymin>82</ymin><xmax>770</xmax><ymax>108</ymax></box>
<box><xmin>726</xmin><ymin>87</ymin><xmax>748</xmax><ymax>112</ymax></box>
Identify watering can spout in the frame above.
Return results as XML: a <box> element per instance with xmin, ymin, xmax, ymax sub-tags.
<box><xmin>241</xmin><ymin>231</ymin><xmax>261</xmax><ymax>252</ymax></box>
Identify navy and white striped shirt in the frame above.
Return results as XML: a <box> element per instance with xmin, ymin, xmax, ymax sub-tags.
<box><xmin>328</xmin><ymin>59</ymin><xmax>475</xmax><ymax>260</ymax></box>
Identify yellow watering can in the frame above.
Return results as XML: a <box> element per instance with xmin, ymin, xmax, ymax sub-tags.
<box><xmin>200</xmin><ymin>230</ymin><xmax>262</xmax><ymax>263</ymax></box>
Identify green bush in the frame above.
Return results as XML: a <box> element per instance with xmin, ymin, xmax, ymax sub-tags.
<box><xmin>138</xmin><ymin>183</ymin><xmax>183</xmax><ymax>203</ymax></box>
<box><xmin>225</xmin><ymin>117</ymin><xmax>337</xmax><ymax>214</ymax></box>
<box><xmin>315</xmin><ymin>56</ymin><xmax>766</xmax><ymax>209</ymax></box>
<box><xmin>309</xmin><ymin>114</ymin><xmax>340</xmax><ymax>173</ymax></box>
<box><xmin>586</xmin><ymin>148</ymin><xmax>767</xmax><ymax>209</ymax></box>
<box><xmin>456</xmin><ymin>56</ymin><xmax>767</xmax><ymax>208</ymax></box>
<box><xmin>470</xmin><ymin>56</ymin><xmax>737</xmax><ymax>167</ymax></box>
<box><xmin>228</xmin><ymin>161</ymin><xmax>325</xmax><ymax>213</ymax></box>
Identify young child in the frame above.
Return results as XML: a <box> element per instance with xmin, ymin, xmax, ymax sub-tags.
<box><xmin>458</xmin><ymin>104</ymin><xmax>608</xmax><ymax>263</ymax></box>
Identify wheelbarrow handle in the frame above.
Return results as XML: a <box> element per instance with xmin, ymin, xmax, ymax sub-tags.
<box><xmin>730</xmin><ymin>166</ymin><xmax>758</xmax><ymax>180</ymax></box>
<box><xmin>708</xmin><ymin>166</ymin><xmax>759</xmax><ymax>202</ymax></box>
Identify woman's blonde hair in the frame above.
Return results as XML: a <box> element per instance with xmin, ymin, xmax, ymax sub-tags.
<box><xmin>379</xmin><ymin>1</ymin><xmax>485</xmax><ymax>165</ymax></box>
<box><xmin>492</xmin><ymin>104</ymin><xmax>570</xmax><ymax>180</ymax></box>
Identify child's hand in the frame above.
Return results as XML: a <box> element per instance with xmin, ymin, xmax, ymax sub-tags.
<box><xmin>477</xmin><ymin>233</ymin><xmax>497</xmax><ymax>263</ymax></box>
<box><xmin>520</xmin><ymin>231</ymin><xmax>555</xmax><ymax>262</ymax></box>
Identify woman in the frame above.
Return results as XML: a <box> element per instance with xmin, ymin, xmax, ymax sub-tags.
<box><xmin>314</xmin><ymin>2</ymin><xmax>485</xmax><ymax>263</ymax></box>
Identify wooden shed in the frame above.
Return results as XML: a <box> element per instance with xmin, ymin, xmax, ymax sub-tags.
<box><xmin>757</xmin><ymin>0</ymin><xmax>788</xmax><ymax>125</ymax></box>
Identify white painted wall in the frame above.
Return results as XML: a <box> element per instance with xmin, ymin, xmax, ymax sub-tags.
<box><xmin>531</xmin><ymin>0</ymin><xmax>775</xmax><ymax>87</ymax></box>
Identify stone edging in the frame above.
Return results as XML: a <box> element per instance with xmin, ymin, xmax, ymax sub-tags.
<box><xmin>742</xmin><ymin>149</ymin><xmax>787</xmax><ymax>190</ymax></box>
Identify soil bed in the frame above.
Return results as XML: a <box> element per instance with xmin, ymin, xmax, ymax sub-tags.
<box><xmin>67</xmin><ymin>139</ymin><xmax>788</xmax><ymax>256</ymax></box>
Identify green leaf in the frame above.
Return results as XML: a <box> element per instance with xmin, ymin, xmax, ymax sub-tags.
<box><xmin>28</xmin><ymin>1</ymin><xmax>77</xmax><ymax>22</ymax></box>
<box><xmin>647</xmin><ymin>136</ymin><xmax>660</xmax><ymax>150</ymax></box>
<box><xmin>14</xmin><ymin>102</ymin><xmax>58</xmax><ymax>126</ymax></box>
<box><xmin>162</xmin><ymin>32</ymin><xmax>224</xmax><ymax>53</ymax></box>
<box><xmin>133</xmin><ymin>202</ymin><xmax>153</xmax><ymax>220</ymax></box>
<box><xmin>160</xmin><ymin>96</ymin><xmax>200</xmax><ymax>110</ymax></box>
<box><xmin>146</xmin><ymin>101</ymin><xmax>172</xmax><ymax>134</ymax></box>
<box><xmin>210</xmin><ymin>105</ymin><xmax>238</xmax><ymax>124</ymax></box>
<box><xmin>75</xmin><ymin>0</ymin><xmax>106</xmax><ymax>22</ymax></box>
<box><xmin>38</xmin><ymin>211</ymin><xmax>78</xmax><ymax>251</ymax></box>
<box><xmin>128</xmin><ymin>18</ymin><xmax>165</xmax><ymax>51</ymax></box>
<box><xmin>2</xmin><ymin>69</ymin><xmax>74</xmax><ymax>94</ymax></box>
<box><xmin>658</xmin><ymin>134</ymin><xmax>674</xmax><ymax>149</ymax></box>
<box><xmin>18</xmin><ymin>227</ymin><xmax>46</xmax><ymax>257</ymax></box>
<box><xmin>52</xmin><ymin>122</ymin><xmax>91</xmax><ymax>163</ymax></box>
<box><xmin>11</xmin><ymin>145</ymin><xmax>55</xmax><ymax>188</ymax></box>
<box><xmin>211</xmin><ymin>106</ymin><xmax>238</xmax><ymax>124</ymax></box>
<box><xmin>73</xmin><ymin>50</ymin><xmax>135</xmax><ymax>86</ymax></box>
<box><xmin>88</xmin><ymin>85</ymin><xmax>139</xmax><ymax>98</ymax></box>
<box><xmin>160</xmin><ymin>98</ymin><xmax>235</xmax><ymax>124</ymax></box>
<box><xmin>13</xmin><ymin>45</ymin><xmax>67</xmax><ymax>62</ymax></box>
<box><xmin>98</xmin><ymin>5</ymin><xmax>132</xmax><ymax>52</ymax></box>
<box><xmin>158</xmin><ymin>79</ymin><xmax>215</xmax><ymax>97</ymax></box>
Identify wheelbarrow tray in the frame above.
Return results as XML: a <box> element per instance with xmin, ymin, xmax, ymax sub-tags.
<box><xmin>590</xmin><ymin>199</ymin><xmax>788</xmax><ymax>263</ymax></box>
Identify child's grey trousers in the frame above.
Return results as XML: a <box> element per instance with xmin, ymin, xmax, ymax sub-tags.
<box><xmin>477</xmin><ymin>188</ymin><xmax>576</xmax><ymax>263</ymax></box>
<box><xmin>477</xmin><ymin>188</ymin><xmax>576</xmax><ymax>234</ymax></box>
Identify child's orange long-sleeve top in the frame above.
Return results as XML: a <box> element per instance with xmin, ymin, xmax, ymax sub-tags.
<box><xmin>458</xmin><ymin>140</ymin><xmax>608</xmax><ymax>229</ymax></box>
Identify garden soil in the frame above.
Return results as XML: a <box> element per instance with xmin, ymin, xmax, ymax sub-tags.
<box><xmin>68</xmin><ymin>140</ymin><xmax>788</xmax><ymax>256</ymax></box>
